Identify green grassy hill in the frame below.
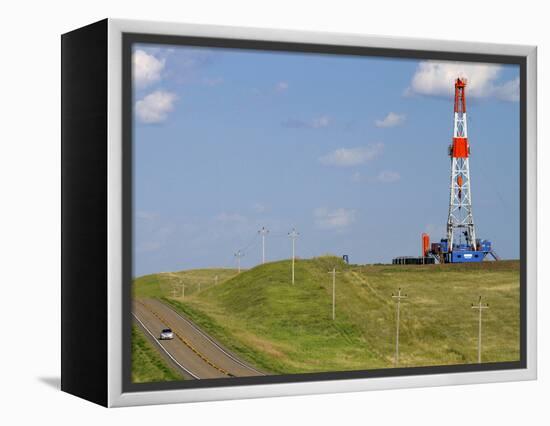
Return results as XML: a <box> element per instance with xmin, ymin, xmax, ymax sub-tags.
<box><xmin>134</xmin><ymin>257</ymin><xmax>520</xmax><ymax>374</ymax></box>
<box><xmin>134</xmin><ymin>268</ymin><xmax>238</xmax><ymax>298</ymax></box>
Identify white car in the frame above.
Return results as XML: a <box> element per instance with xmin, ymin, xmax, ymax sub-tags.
<box><xmin>159</xmin><ymin>328</ymin><xmax>174</xmax><ymax>340</ymax></box>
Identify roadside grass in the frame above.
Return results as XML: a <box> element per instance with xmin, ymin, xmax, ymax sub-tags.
<box><xmin>131</xmin><ymin>325</ymin><xmax>183</xmax><ymax>383</ymax></box>
<box><xmin>135</xmin><ymin>257</ymin><xmax>520</xmax><ymax>375</ymax></box>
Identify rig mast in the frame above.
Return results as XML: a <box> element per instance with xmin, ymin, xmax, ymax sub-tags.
<box><xmin>447</xmin><ymin>78</ymin><xmax>477</xmax><ymax>250</ymax></box>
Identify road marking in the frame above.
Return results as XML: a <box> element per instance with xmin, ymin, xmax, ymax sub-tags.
<box><xmin>135</xmin><ymin>300</ymin><xmax>233</xmax><ymax>377</ymax></box>
<box><xmin>132</xmin><ymin>313</ymin><xmax>200</xmax><ymax>380</ymax></box>
<box><xmin>158</xmin><ymin>299</ymin><xmax>265</xmax><ymax>375</ymax></box>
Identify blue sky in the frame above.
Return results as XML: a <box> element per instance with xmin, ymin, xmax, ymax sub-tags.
<box><xmin>132</xmin><ymin>44</ymin><xmax>520</xmax><ymax>277</ymax></box>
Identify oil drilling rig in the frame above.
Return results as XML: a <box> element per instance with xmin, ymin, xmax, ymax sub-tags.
<box><xmin>426</xmin><ymin>77</ymin><xmax>499</xmax><ymax>263</ymax></box>
<box><xmin>394</xmin><ymin>77</ymin><xmax>498</xmax><ymax>265</ymax></box>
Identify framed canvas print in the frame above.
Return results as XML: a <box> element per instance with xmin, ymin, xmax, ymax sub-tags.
<box><xmin>61</xmin><ymin>19</ymin><xmax>537</xmax><ymax>407</ymax></box>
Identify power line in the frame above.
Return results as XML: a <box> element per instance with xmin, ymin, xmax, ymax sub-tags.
<box><xmin>171</xmin><ymin>280</ymin><xmax>184</xmax><ymax>299</ymax></box>
<box><xmin>240</xmin><ymin>233</ymin><xmax>260</xmax><ymax>252</ymax></box>
<box><xmin>234</xmin><ymin>250</ymin><xmax>244</xmax><ymax>273</ymax></box>
<box><xmin>268</xmin><ymin>231</ymin><xmax>290</xmax><ymax>238</ymax></box>
<box><xmin>288</xmin><ymin>228</ymin><xmax>299</xmax><ymax>284</ymax></box>
<box><xmin>258</xmin><ymin>226</ymin><xmax>270</xmax><ymax>264</ymax></box>
<box><xmin>328</xmin><ymin>268</ymin><xmax>339</xmax><ymax>321</ymax></box>
<box><xmin>229</xmin><ymin>227</ymin><xmax>342</xmax><ymax>271</ymax></box>
<box><xmin>471</xmin><ymin>296</ymin><xmax>489</xmax><ymax>363</ymax></box>
<box><xmin>391</xmin><ymin>288</ymin><xmax>407</xmax><ymax>367</ymax></box>
<box><xmin>331</xmin><ymin>269</ymin><xmax>336</xmax><ymax>321</ymax></box>
<box><xmin>168</xmin><ymin>273</ymin><xmax>185</xmax><ymax>300</ymax></box>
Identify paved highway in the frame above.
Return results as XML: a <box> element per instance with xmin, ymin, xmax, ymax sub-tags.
<box><xmin>133</xmin><ymin>298</ymin><xmax>264</xmax><ymax>379</ymax></box>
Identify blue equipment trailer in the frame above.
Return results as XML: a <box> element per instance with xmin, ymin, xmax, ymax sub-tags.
<box><xmin>429</xmin><ymin>238</ymin><xmax>497</xmax><ymax>263</ymax></box>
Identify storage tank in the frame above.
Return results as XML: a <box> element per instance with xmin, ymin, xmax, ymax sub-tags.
<box><xmin>422</xmin><ymin>233</ymin><xmax>430</xmax><ymax>257</ymax></box>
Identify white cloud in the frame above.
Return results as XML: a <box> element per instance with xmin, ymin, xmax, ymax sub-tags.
<box><xmin>375</xmin><ymin>170</ymin><xmax>401</xmax><ymax>183</ymax></box>
<box><xmin>276</xmin><ymin>81</ymin><xmax>289</xmax><ymax>92</ymax></box>
<box><xmin>375</xmin><ymin>112</ymin><xmax>406</xmax><ymax>128</ymax></box>
<box><xmin>133</xmin><ymin>50</ymin><xmax>165</xmax><ymax>88</ymax></box>
<box><xmin>319</xmin><ymin>143</ymin><xmax>383</xmax><ymax>167</ymax></box>
<box><xmin>406</xmin><ymin>61</ymin><xmax>519</xmax><ymax>101</ymax></box>
<box><xmin>314</xmin><ymin>207</ymin><xmax>356</xmax><ymax>230</ymax></box>
<box><xmin>282</xmin><ymin>115</ymin><xmax>331</xmax><ymax>129</ymax></box>
<box><xmin>135</xmin><ymin>90</ymin><xmax>177</xmax><ymax>124</ymax></box>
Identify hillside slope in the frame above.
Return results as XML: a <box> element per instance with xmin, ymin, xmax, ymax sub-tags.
<box><xmin>134</xmin><ymin>268</ymin><xmax>238</xmax><ymax>298</ymax></box>
<box><xmin>134</xmin><ymin>257</ymin><xmax>520</xmax><ymax>374</ymax></box>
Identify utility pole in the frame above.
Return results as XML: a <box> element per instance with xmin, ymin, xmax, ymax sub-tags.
<box><xmin>258</xmin><ymin>226</ymin><xmax>269</xmax><ymax>264</ymax></box>
<box><xmin>168</xmin><ymin>273</ymin><xmax>178</xmax><ymax>298</ymax></box>
<box><xmin>234</xmin><ymin>250</ymin><xmax>244</xmax><ymax>273</ymax></box>
<box><xmin>288</xmin><ymin>228</ymin><xmax>299</xmax><ymax>284</ymax></box>
<box><xmin>328</xmin><ymin>268</ymin><xmax>338</xmax><ymax>320</ymax></box>
<box><xmin>391</xmin><ymin>288</ymin><xmax>407</xmax><ymax>367</ymax></box>
<box><xmin>471</xmin><ymin>296</ymin><xmax>489</xmax><ymax>363</ymax></box>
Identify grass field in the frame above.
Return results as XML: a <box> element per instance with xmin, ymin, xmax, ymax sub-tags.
<box><xmin>134</xmin><ymin>257</ymin><xmax>520</xmax><ymax>375</ymax></box>
<box><xmin>131</xmin><ymin>325</ymin><xmax>183</xmax><ymax>383</ymax></box>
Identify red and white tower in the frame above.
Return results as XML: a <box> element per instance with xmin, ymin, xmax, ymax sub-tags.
<box><xmin>446</xmin><ymin>78</ymin><xmax>477</xmax><ymax>250</ymax></box>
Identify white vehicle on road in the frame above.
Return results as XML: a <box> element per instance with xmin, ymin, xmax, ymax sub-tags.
<box><xmin>159</xmin><ymin>328</ymin><xmax>174</xmax><ymax>340</ymax></box>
